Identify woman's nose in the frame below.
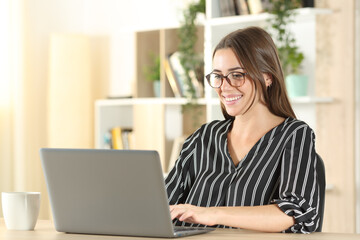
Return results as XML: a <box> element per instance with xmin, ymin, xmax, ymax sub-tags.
<box><xmin>220</xmin><ymin>77</ymin><xmax>232</xmax><ymax>91</ymax></box>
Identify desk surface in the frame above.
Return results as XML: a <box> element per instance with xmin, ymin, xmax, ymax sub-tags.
<box><xmin>1</xmin><ymin>219</ymin><xmax>359</xmax><ymax>240</ymax></box>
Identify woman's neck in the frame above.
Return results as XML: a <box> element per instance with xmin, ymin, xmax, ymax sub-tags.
<box><xmin>231</xmin><ymin>104</ymin><xmax>285</xmax><ymax>141</ymax></box>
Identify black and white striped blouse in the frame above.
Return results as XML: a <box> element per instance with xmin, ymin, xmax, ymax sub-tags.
<box><xmin>165</xmin><ymin>117</ymin><xmax>320</xmax><ymax>233</ymax></box>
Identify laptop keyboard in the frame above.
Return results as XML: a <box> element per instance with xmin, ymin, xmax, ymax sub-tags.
<box><xmin>174</xmin><ymin>226</ymin><xmax>207</xmax><ymax>232</ymax></box>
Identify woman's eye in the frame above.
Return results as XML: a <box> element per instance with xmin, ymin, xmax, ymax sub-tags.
<box><xmin>213</xmin><ymin>74</ymin><xmax>222</xmax><ymax>80</ymax></box>
<box><xmin>231</xmin><ymin>73</ymin><xmax>243</xmax><ymax>79</ymax></box>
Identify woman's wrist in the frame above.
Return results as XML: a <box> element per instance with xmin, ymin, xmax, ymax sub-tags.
<box><xmin>208</xmin><ymin>206</ymin><xmax>222</xmax><ymax>226</ymax></box>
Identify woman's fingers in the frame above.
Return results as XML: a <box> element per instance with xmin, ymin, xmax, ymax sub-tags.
<box><xmin>179</xmin><ymin>209</ymin><xmax>196</xmax><ymax>223</ymax></box>
<box><xmin>169</xmin><ymin>204</ymin><xmax>215</xmax><ymax>226</ymax></box>
<box><xmin>170</xmin><ymin>204</ymin><xmax>186</xmax><ymax>220</ymax></box>
<box><xmin>170</xmin><ymin>204</ymin><xmax>190</xmax><ymax>220</ymax></box>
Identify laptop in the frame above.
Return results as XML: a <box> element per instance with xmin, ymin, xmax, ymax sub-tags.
<box><xmin>40</xmin><ymin>148</ymin><xmax>214</xmax><ymax>238</ymax></box>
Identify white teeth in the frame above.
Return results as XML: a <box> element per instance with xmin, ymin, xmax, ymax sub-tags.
<box><xmin>224</xmin><ymin>96</ymin><xmax>242</xmax><ymax>101</ymax></box>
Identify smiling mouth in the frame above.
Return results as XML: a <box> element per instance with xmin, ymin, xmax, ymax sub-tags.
<box><xmin>224</xmin><ymin>95</ymin><xmax>242</xmax><ymax>102</ymax></box>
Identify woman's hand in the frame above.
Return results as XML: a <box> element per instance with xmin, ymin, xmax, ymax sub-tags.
<box><xmin>169</xmin><ymin>204</ymin><xmax>217</xmax><ymax>226</ymax></box>
<box><xmin>169</xmin><ymin>204</ymin><xmax>295</xmax><ymax>232</ymax></box>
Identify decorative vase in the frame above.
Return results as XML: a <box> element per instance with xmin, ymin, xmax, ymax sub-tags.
<box><xmin>153</xmin><ymin>81</ymin><xmax>160</xmax><ymax>97</ymax></box>
<box><xmin>285</xmin><ymin>74</ymin><xmax>308</xmax><ymax>98</ymax></box>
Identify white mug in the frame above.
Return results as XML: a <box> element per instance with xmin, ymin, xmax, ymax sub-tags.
<box><xmin>1</xmin><ymin>192</ymin><xmax>41</xmax><ymax>230</ymax></box>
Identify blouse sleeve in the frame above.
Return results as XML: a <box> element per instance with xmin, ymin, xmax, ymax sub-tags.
<box><xmin>165</xmin><ymin>129</ymin><xmax>200</xmax><ymax>205</ymax></box>
<box><xmin>272</xmin><ymin>125</ymin><xmax>321</xmax><ymax>233</ymax></box>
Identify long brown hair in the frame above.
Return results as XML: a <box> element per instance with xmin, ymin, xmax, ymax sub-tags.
<box><xmin>213</xmin><ymin>26</ymin><xmax>296</xmax><ymax>120</ymax></box>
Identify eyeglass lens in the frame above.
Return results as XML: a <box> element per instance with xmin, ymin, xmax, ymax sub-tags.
<box><xmin>207</xmin><ymin>72</ymin><xmax>246</xmax><ymax>88</ymax></box>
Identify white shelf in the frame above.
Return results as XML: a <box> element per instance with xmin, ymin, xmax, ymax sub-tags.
<box><xmin>290</xmin><ymin>96</ymin><xmax>334</xmax><ymax>104</ymax></box>
<box><xmin>122</xmin><ymin>7</ymin><xmax>333</xmax><ymax>31</ymax></box>
<box><xmin>96</xmin><ymin>96</ymin><xmax>334</xmax><ymax>107</ymax></box>
<box><xmin>207</xmin><ymin>12</ymin><xmax>270</xmax><ymax>26</ymax></box>
<box><xmin>96</xmin><ymin>98</ymin><xmax>209</xmax><ymax>106</ymax></box>
<box><xmin>207</xmin><ymin>96</ymin><xmax>334</xmax><ymax>105</ymax></box>
<box><xmin>207</xmin><ymin>8</ymin><xmax>332</xmax><ymax>26</ymax></box>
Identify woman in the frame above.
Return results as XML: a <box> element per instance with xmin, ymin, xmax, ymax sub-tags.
<box><xmin>165</xmin><ymin>27</ymin><xmax>321</xmax><ymax>233</ymax></box>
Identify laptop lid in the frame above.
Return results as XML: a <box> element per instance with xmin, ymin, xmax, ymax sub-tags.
<box><xmin>40</xmin><ymin>148</ymin><xmax>212</xmax><ymax>238</ymax></box>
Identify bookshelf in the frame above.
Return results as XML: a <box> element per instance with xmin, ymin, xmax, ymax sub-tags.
<box><xmin>95</xmin><ymin>4</ymin><xmax>333</xmax><ymax>172</ymax></box>
<box><xmin>95</xmin><ymin>98</ymin><xmax>206</xmax><ymax>172</ymax></box>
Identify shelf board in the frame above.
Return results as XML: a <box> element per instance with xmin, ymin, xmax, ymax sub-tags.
<box><xmin>207</xmin><ymin>8</ymin><xmax>332</xmax><ymax>27</ymax></box>
<box><xmin>290</xmin><ymin>96</ymin><xmax>334</xmax><ymax>104</ymax></box>
<box><xmin>96</xmin><ymin>98</ymin><xmax>209</xmax><ymax>106</ymax></box>
<box><xmin>207</xmin><ymin>96</ymin><xmax>334</xmax><ymax>105</ymax></box>
<box><xmin>96</xmin><ymin>96</ymin><xmax>334</xmax><ymax>107</ymax></box>
<box><xmin>125</xmin><ymin>8</ymin><xmax>332</xmax><ymax>32</ymax></box>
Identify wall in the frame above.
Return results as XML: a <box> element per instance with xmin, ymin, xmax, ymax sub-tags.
<box><xmin>316</xmin><ymin>0</ymin><xmax>356</xmax><ymax>233</ymax></box>
<box><xmin>16</xmin><ymin>0</ymin><xmax>184</xmax><ymax>219</ymax></box>
<box><xmin>355</xmin><ymin>0</ymin><xmax>360</xmax><ymax>233</ymax></box>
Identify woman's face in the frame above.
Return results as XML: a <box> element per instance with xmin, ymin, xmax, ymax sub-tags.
<box><xmin>212</xmin><ymin>48</ymin><xmax>257</xmax><ymax>117</ymax></box>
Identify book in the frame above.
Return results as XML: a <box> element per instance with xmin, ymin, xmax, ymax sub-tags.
<box><xmin>233</xmin><ymin>0</ymin><xmax>240</xmax><ymax>15</ymax></box>
<box><xmin>111</xmin><ymin>127</ymin><xmax>123</xmax><ymax>149</ymax></box>
<box><xmin>302</xmin><ymin>0</ymin><xmax>314</xmax><ymax>7</ymax></box>
<box><xmin>110</xmin><ymin>127</ymin><xmax>133</xmax><ymax>149</ymax></box>
<box><xmin>261</xmin><ymin>0</ymin><xmax>273</xmax><ymax>11</ymax></box>
<box><xmin>219</xmin><ymin>0</ymin><xmax>237</xmax><ymax>17</ymax></box>
<box><xmin>247</xmin><ymin>0</ymin><xmax>263</xmax><ymax>14</ymax></box>
<box><xmin>235</xmin><ymin>0</ymin><xmax>250</xmax><ymax>15</ymax></box>
<box><xmin>166</xmin><ymin>51</ymin><xmax>204</xmax><ymax>98</ymax></box>
<box><xmin>164</xmin><ymin>56</ymin><xmax>182</xmax><ymax>98</ymax></box>
<box><xmin>121</xmin><ymin>128</ymin><xmax>133</xmax><ymax>150</ymax></box>
<box><xmin>168</xmin><ymin>52</ymin><xmax>187</xmax><ymax>97</ymax></box>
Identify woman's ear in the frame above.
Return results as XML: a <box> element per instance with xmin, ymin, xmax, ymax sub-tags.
<box><xmin>263</xmin><ymin>73</ymin><xmax>273</xmax><ymax>87</ymax></box>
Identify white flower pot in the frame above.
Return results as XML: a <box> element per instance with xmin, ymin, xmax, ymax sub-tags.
<box><xmin>153</xmin><ymin>81</ymin><xmax>160</xmax><ymax>97</ymax></box>
<box><xmin>285</xmin><ymin>74</ymin><xmax>308</xmax><ymax>98</ymax></box>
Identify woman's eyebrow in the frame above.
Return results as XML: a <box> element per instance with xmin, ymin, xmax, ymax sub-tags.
<box><xmin>228</xmin><ymin>67</ymin><xmax>245</xmax><ymax>71</ymax></box>
<box><xmin>212</xmin><ymin>67</ymin><xmax>245</xmax><ymax>73</ymax></box>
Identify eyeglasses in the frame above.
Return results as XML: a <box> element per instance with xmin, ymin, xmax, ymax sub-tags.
<box><xmin>206</xmin><ymin>71</ymin><xmax>248</xmax><ymax>88</ymax></box>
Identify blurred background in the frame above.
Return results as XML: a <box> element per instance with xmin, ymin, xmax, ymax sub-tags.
<box><xmin>0</xmin><ymin>0</ymin><xmax>359</xmax><ymax>234</ymax></box>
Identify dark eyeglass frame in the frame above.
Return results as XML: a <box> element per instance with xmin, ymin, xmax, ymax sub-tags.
<box><xmin>205</xmin><ymin>71</ymin><xmax>248</xmax><ymax>88</ymax></box>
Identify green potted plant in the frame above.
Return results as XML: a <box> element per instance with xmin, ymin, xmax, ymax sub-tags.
<box><xmin>268</xmin><ymin>0</ymin><xmax>307</xmax><ymax>98</ymax></box>
<box><xmin>177</xmin><ymin>0</ymin><xmax>205</xmax><ymax>101</ymax></box>
<box><xmin>176</xmin><ymin>0</ymin><xmax>206</xmax><ymax>131</ymax></box>
<box><xmin>143</xmin><ymin>52</ymin><xmax>161</xmax><ymax>97</ymax></box>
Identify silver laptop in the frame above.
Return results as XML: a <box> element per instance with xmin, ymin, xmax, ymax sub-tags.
<box><xmin>40</xmin><ymin>148</ymin><xmax>214</xmax><ymax>238</ymax></box>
